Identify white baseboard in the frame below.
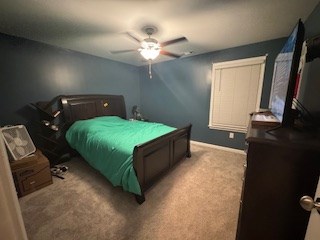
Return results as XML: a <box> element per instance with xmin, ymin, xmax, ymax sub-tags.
<box><xmin>191</xmin><ymin>140</ymin><xmax>246</xmax><ymax>155</ymax></box>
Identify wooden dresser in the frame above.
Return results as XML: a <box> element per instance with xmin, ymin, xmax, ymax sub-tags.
<box><xmin>236</xmin><ymin>122</ymin><xmax>320</xmax><ymax>240</ymax></box>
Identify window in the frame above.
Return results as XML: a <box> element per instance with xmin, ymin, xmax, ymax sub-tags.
<box><xmin>209</xmin><ymin>56</ymin><xmax>266</xmax><ymax>133</ymax></box>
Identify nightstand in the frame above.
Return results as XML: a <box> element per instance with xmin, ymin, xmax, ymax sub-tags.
<box><xmin>31</xmin><ymin>96</ymin><xmax>70</xmax><ymax>165</ymax></box>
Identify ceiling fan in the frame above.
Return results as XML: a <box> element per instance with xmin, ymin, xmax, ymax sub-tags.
<box><xmin>110</xmin><ymin>26</ymin><xmax>188</xmax><ymax>78</ymax></box>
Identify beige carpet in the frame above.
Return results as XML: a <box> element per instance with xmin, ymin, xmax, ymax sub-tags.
<box><xmin>19</xmin><ymin>144</ymin><xmax>245</xmax><ymax>240</ymax></box>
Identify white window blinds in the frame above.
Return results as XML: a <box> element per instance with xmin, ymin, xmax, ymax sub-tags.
<box><xmin>209</xmin><ymin>56</ymin><xmax>266</xmax><ymax>132</ymax></box>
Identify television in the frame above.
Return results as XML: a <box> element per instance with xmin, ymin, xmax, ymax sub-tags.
<box><xmin>269</xmin><ymin>19</ymin><xmax>305</xmax><ymax>127</ymax></box>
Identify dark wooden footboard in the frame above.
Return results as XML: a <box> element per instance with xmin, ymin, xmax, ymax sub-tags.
<box><xmin>133</xmin><ymin>124</ymin><xmax>192</xmax><ymax>204</ymax></box>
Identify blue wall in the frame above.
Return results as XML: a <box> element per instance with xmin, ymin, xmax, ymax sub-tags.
<box><xmin>0</xmin><ymin>33</ymin><xmax>140</xmax><ymax>130</ymax></box>
<box><xmin>139</xmin><ymin>38</ymin><xmax>286</xmax><ymax>149</ymax></box>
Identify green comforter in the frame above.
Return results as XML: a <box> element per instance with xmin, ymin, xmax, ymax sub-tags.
<box><xmin>66</xmin><ymin>116</ymin><xmax>176</xmax><ymax>195</ymax></box>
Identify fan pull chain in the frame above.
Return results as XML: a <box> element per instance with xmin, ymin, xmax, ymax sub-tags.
<box><xmin>148</xmin><ymin>60</ymin><xmax>152</xmax><ymax>79</ymax></box>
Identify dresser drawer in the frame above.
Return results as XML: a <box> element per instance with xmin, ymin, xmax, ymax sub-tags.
<box><xmin>21</xmin><ymin>165</ymin><xmax>52</xmax><ymax>192</ymax></box>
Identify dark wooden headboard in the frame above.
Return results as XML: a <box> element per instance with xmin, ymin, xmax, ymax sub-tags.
<box><xmin>61</xmin><ymin>94</ymin><xmax>127</xmax><ymax>123</ymax></box>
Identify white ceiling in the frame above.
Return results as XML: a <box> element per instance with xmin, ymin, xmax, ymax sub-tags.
<box><xmin>0</xmin><ymin>0</ymin><xmax>318</xmax><ymax>66</ymax></box>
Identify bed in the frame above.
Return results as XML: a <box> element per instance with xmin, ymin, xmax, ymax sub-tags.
<box><xmin>59</xmin><ymin>94</ymin><xmax>192</xmax><ymax>204</ymax></box>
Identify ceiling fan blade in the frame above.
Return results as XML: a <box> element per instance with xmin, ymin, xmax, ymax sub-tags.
<box><xmin>125</xmin><ymin>32</ymin><xmax>142</xmax><ymax>43</ymax></box>
<box><xmin>160</xmin><ymin>50</ymin><xmax>182</xmax><ymax>58</ymax></box>
<box><xmin>160</xmin><ymin>37</ymin><xmax>187</xmax><ymax>47</ymax></box>
<box><xmin>110</xmin><ymin>49</ymin><xmax>136</xmax><ymax>54</ymax></box>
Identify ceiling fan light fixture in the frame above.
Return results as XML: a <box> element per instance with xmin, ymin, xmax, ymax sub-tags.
<box><xmin>139</xmin><ymin>39</ymin><xmax>160</xmax><ymax>60</ymax></box>
<box><xmin>140</xmin><ymin>48</ymin><xmax>160</xmax><ymax>60</ymax></box>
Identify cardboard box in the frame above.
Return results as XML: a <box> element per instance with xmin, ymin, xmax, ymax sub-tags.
<box><xmin>10</xmin><ymin>150</ymin><xmax>52</xmax><ymax>197</ymax></box>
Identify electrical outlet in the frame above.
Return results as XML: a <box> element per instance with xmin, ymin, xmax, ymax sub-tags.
<box><xmin>229</xmin><ymin>132</ymin><xmax>234</xmax><ymax>139</ymax></box>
